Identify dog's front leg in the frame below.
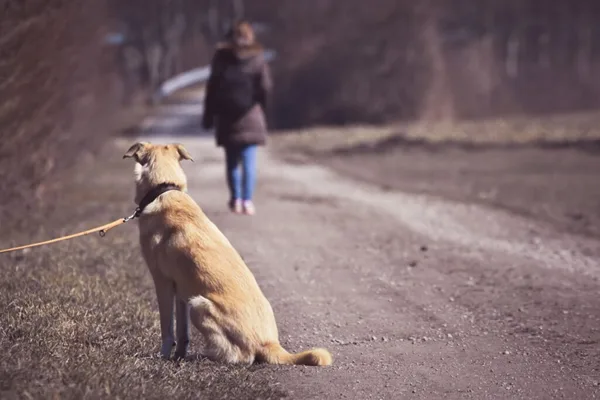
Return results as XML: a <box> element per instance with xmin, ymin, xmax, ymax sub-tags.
<box><xmin>153</xmin><ymin>278</ymin><xmax>176</xmax><ymax>359</ymax></box>
<box><xmin>174</xmin><ymin>298</ymin><xmax>190</xmax><ymax>360</ymax></box>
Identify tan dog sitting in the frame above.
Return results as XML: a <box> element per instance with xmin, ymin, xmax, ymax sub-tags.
<box><xmin>123</xmin><ymin>142</ymin><xmax>332</xmax><ymax>366</ymax></box>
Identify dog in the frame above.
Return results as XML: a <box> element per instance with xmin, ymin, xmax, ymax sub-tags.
<box><xmin>123</xmin><ymin>142</ymin><xmax>332</xmax><ymax>366</ymax></box>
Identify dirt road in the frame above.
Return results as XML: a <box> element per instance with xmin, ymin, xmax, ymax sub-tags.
<box><xmin>2</xmin><ymin>89</ymin><xmax>599</xmax><ymax>399</ymax></box>
<box><xmin>138</xmin><ymin>89</ymin><xmax>600</xmax><ymax>398</ymax></box>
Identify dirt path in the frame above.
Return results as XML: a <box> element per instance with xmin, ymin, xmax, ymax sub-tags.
<box><xmin>130</xmin><ymin>89</ymin><xmax>600</xmax><ymax>399</ymax></box>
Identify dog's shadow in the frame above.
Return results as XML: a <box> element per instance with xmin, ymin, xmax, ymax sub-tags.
<box><xmin>132</xmin><ymin>350</ymin><xmax>211</xmax><ymax>364</ymax></box>
<box><xmin>176</xmin><ymin>352</ymin><xmax>211</xmax><ymax>363</ymax></box>
<box><xmin>133</xmin><ymin>350</ymin><xmax>278</xmax><ymax>370</ymax></box>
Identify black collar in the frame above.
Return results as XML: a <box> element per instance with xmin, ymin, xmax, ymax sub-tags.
<box><xmin>134</xmin><ymin>183</ymin><xmax>181</xmax><ymax>218</ymax></box>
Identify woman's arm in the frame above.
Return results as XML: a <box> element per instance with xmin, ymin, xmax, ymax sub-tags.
<box><xmin>202</xmin><ymin>52</ymin><xmax>221</xmax><ymax>130</ymax></box>
<box><xmin>256</xmin><ymin>56</ymin><xmax>273</xmax><ymax>112</ymax></box>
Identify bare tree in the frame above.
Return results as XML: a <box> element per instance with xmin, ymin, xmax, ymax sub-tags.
<box><xmin>232</xmin><ymin>0</ymin><xmax>245</xmax><ymax>21</ymax></box>
<box><xmin>576</xmin><ymin>8</ymin><xmax>593</xmax><ymax>80</ymax></box>
<box><xmin>418</xmin><ymin>1</ymin><xmax>455</xmax><ymax>121</ymax></box>
<box><xmin>207</xmin><ymin>0</ymin><xmax>221</xmax><ymax>43</ymax></box>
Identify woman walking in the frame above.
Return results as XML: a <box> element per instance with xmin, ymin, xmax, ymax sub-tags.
<box><xmin>202</xmin><ymin>21</ymin><xmax>273</xmax><ymax>215</ymax></box>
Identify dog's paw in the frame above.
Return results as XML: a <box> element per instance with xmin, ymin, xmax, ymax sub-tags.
<box><xmin>160</xmin><ymin>340</ymin><xmax>176</xmax><ymax>360</ymax></box>
<box><xmin>174</xmin><ymin>340</ymin><xmax>189</xmax><ymax>361</ymax></box>
<box><xmin>173</xmin><ymin>350</ymin><xmax>187</xmax><ymax>361</ymax></box>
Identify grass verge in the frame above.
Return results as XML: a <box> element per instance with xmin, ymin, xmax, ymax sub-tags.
<box><xmin>0</xmin><ymin>140</ymin><xmax>285</xmax><ymax>400</ymax></box>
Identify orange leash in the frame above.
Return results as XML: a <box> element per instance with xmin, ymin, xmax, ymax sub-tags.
<box><xmin>0</xmin><ymin>210</ymin><xmax>138</xmax><ymax>255</ymax></box>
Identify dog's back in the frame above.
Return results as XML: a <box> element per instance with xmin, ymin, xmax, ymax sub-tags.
<box><xmin>125</xmin><ymin>142</ymin><xmax>332</xmax><ymax>365</ymax></box>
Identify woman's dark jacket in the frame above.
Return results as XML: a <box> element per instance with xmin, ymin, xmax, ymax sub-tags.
<box><xmin>202</xmin><ymin>41</ymin><xmax>273</xmax><ymax>147</ymax></box>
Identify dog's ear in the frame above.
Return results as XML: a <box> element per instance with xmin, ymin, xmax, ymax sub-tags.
<box><xmin>174</xmin><ymin>143</ymin><xmax>194</xmax><ymax>162</ymax></box>
<box><xmin>123</xmin><ymin>142</ymin><xmax>150</xmax><ymax>163</ymax></box>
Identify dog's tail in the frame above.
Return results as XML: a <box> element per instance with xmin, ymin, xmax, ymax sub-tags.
<box><xmin>258</xmin><ymin>342</ymin><xmax>332</xmax><ymax>366</ymax></box>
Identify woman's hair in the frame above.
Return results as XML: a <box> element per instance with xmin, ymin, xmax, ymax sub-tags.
<box><xmin>227</xmin><ymin>20</ymin><xmax>255</xmax><ymax>46</ymax></box>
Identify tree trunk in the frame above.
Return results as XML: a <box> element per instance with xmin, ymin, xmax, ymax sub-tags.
<box><xmin>419</xmin><ymin>3</ymin><xmax>455</xmax><ymax>121</ymax></box>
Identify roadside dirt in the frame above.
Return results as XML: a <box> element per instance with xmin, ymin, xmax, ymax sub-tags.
<box><xmin>272</xmin><ymin>118</ymin><xmax>600</xmax><ymax>240</ymax></box>
<box><xmin>2</xmin><ymin>89</ymin><xmax>599</xmax><ymax>399</ymax></box>
<box><xmin>315</xmin><ymin>139</ymin><xmax>600</xmax><ymax>240</ymax></box>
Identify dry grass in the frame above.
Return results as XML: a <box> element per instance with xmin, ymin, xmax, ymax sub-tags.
<box><xmin>271</xmin><ymin>111</ymin><xmax>600</xmax><ymax>154</ymax></box>
<box><xmin>0</xmin><ymin>141</ymin><xmax>285</xmax><ymax>400</ymax></box>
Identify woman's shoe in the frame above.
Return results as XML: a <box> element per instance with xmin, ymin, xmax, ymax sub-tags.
<box><xmin>242</xmin><ymin>200</ymin><xmax>256</xmax><ymax>216</ymax></box>
<box><xmin>229</xmin><ymin>199</ymin><xmax>243</xmax><ymax>214</ymax></box>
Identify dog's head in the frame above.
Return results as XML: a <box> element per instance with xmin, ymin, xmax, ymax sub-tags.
<box><xmin>123</xmin><ymin>142</ymin><xmax>194</xmax><ymax>204</ymax></box>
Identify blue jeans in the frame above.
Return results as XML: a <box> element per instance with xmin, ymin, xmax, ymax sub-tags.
<box><xmin>224</xmin><ymin>144</ymin><xmax>258</xmax><ymax>201</ymax></box>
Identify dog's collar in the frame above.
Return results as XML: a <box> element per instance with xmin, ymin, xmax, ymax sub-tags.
<box><xmin>134</xmin><ymin>183</ymin><xmax>181</xmax><ymax>218</ymax></box>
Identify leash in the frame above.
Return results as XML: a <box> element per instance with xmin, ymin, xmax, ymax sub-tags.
<box><xmin>0</xmin><ymin>209</ymin><xmax>139</xmax><ymax>255</ymax></box>
<box><xmin>0</xmin><ymin>182</ymin><xmax>182</xmax><ymax>255</ymax></box>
